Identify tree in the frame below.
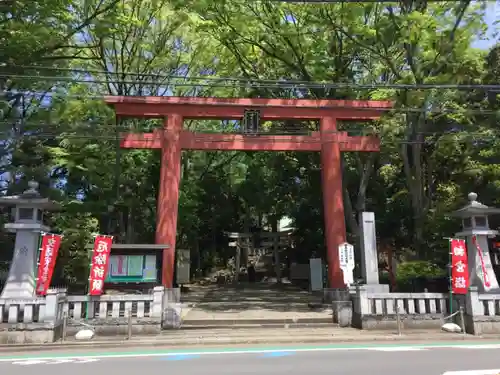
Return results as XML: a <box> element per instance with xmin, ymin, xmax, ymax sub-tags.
<box><xmin>0</xmin><ymin>0</ymin><xmax>497</xmax><ymax>286</ymax></box>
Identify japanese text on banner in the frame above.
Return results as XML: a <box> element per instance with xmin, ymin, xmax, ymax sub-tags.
<box><xmin>451</xmin><ymin>238</ymin><xmax>469</xmax><ymax>294</ymax></box>
<box><xmin>36</xmin><ymin>234</ymin><xmax>62</xmax><ymax>296</ymax></box>
<box><xmin>88</xmin><ymin>235</ymin><xmax>113</xmax><ymax>296</ymax></box>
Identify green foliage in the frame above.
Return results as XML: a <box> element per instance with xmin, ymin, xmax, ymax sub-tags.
<box><xmin>395</xmin><ymin>260</ymin><xmax>447</xmax><ymax>292</ymax></box>
<box><xmin>396</xmin><ymin>260</ymin><xmax>446</xmax><ymax>280</ymax></box>
<box><xmin>1</xmin><ymin>0</ymin><xmax>499</xmax><ymax>285</ymax></box>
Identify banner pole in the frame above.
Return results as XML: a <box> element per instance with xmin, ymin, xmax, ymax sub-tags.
<box><xmin>86</xmin><ymin>235</ymin><xmax>96</xmax><ymax>322</ymax></box>
<box><xmin>449</xmin><ymin>239</ymin><xmax>453</xmax><ymax>315</ymax></box>
<box><xmin>34</xmin><ymin>232</ymin><xmax>45</xmax><ymax>289</ymax></box>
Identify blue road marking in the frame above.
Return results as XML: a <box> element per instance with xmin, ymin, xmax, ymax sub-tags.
<box><xmin>163</xmin><ymin>354</ymin><xmax>201</xmax><ymax>361</ymax></box>
<box><xmin>262</xmin><ymin>351</ymin><xmax>294</xmax><ymax>358</ymax></box>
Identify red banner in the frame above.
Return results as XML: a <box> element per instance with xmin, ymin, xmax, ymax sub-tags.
<box><xmin>451</xmin><ymin>238</ymin><xmax>469</xmax><ymax>294</ymax></box>
<box><xmin>36</xmin><ymin>233</ymin><xmax>63</xmax><ymax>296</ymax></box>
<box><xmin>472</xmin><ymin>235</ymin><xmax>491</xmax><ymax>289</ymax></box>
<box><xmin>88</xmin><ymin>235</ymin><xmax>113</xmax><ymax>296</ymax></box>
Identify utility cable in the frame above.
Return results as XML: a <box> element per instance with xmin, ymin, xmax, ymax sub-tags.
<box><xmin>3</xmin><ymin>129</ymin><xmax>500</xmax><ymax>146</ymax></box>
<box><xmin>0</xmin><ymin>91</ymin><xmax>497</xmax><ymax>115</ymax></box>
<box><xmin>0</xmin><ymin>120</ymin><xmax>498</xmax><ymax>138</ymax></box>
<box><xmin>2</xmin><ymin>71</ymin><xmax>500</xmax><ymax>91</ymax></box>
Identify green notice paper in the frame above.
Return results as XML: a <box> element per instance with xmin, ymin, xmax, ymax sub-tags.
<box><xmin>143</xmin><ymin>255</ymin><xmax>157</xmax><ymax>280</ymax></box>
<box><xmin>127</xmin><ymin>255</ymin><xmax>144</xmax><ymax>277</ymax></box>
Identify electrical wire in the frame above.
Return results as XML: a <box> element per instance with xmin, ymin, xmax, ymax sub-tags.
<box><xmin>3</xmin><ymin>128</ymin><xmax>499</xmax><ymax>146</ymax></box>
<box><xmin>2</xmin><ymin>70</ymin><xmax>500</xmax><ymax>91</ymax></box>
<box><xmin>1</xmin><ymin>120</ymin><xmax>498</xmax><ymax>138</ymax></box>
<box><xmin>4</xmin><ymin>133</ymin><xmax>498</xmax><ymax>144</ymax></box>
<box><xmin>1</xmin><ymin>91</ymin><xmax>497</xmax><ymax>115</ymax></box>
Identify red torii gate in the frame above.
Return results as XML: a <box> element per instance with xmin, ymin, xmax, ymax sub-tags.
<box><xmin>105</xmin><ymin>96</ymin><xmax>393</xmax><ymax>289</ymax></box>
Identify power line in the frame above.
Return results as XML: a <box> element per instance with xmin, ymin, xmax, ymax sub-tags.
<box><xmin>0</xmin><ymin>120</ymin><xmax>498</xmax><ymax>138</ymax></box>
<box><xmin>2</xmin><ymin>129</ymin><xmax>499</xmax><ymax>145</ymax></box>
<box><xmin>1</xmin><ymin>91</ymin><xmax>498</xmax><ymax>116</ymax></box>
<box><xmin>3</xmin><ymin>70</ymin><xmax>500</xmax><ymax>91</ymax></box>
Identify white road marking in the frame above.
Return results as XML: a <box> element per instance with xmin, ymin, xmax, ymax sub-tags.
<box><xmin>371</xmin><ymin>347</ymin><xmax>424</xmax><ymax>351</ymax></box>
<box><xmin>11</xmin><ymin>358</ymin><xmax>100</xmax><ymax>366</ymax></box>
<box><xmin>12</xmin><ymin>360</ymin><xmax>47</xmax><ymax>365</ymax></box>
<box><xmin>443</xmin><ymin>370</ymin><xmax>500</xmax><ymax>375</ymax></box>
<box><xmin>2</xmin><ymin>343</ymin><xmax>500</xmax><ymax>363</ymax></box>
<box><xmin>0</xmin><ymin>347</ymin><xmax>369</xmax><ymax>363</ymax></box>
<box><xmin>455</xmin><ymin>344</ymin><xmax>500</xmax><ymax>349</ymax></box>
<box><xmin>48</xmin><ymin>359</ymin><xmax>76</xmax><ymax>364</ymax></box>
<box><xmin>78</xmin><ymin>359</ymin><xmax>99</xmax><ymax>363</ymax></box>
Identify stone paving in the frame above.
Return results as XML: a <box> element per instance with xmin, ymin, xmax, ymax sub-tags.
<box><xmin>180</xmin><ymin>282</ymin><xmax>332</xmax><ymax>323</ymax></box>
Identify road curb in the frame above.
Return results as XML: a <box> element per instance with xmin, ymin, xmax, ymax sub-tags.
<box><xmin>0</xmin><ymin>334</ymin><xmax>489</xmax><ymax>353</ymax></box>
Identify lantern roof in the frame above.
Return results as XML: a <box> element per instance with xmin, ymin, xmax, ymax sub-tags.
<box><xmin>451</xmin><ymin>192</ymin><xmax>500</xmax><ymax>218</ymax></box>
<box><xmin>0</xmin><ymin>181</ymin><xmax>60</xmax><ymax>210</ymax></box>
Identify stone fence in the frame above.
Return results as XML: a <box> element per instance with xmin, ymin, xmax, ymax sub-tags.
<box><xmin>0</xmin><ymin>286</ymin><xmax>180</xmax><ymax>344</ymax></box>
<box><xmin>352</xmin><ymin>287</ymin><xmax>452</xmax><ymax>330</ymax></box>
<box><xmin>61</xmin><ymin>287</ymin><xmax>165</xmax><ymax>336</ymax></box>
<box><xmin>465</xmin><ymin>286</ymin><xmax>500</xmax><ymax>335</ymax></box>
<box><xmin>0</xmin><ymin>289</ymin><xmax>66</xmax><ymax>344</ymax></box>
<box><xmin>352</xmin><ymin>285</ymin><xmax>500</xmax><ymax>334</ymax></box>
<box><xmin>3</xmin><ymin>284</ymin><xmax>500</xmax><ymax>344</ymax></box>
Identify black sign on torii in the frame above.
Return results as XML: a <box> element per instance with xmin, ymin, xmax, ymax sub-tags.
<box><xmin>242</xmin><ymin>109</ymin><xmax>260</xmax><ymax>134</ymax></box>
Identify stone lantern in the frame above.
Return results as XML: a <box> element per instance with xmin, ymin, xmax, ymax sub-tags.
<box><xmin>452</xmin><ymin>192</ymin><xmax>500</xmax><ymax>293</ymax></box>
<box><xmin>0</xmin><ymin>181</ymin><xmax>60</xmax><ymax>298</ymax></box>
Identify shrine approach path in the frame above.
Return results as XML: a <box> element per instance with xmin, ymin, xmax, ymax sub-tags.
<box><xmin>179</xmin><ymin>282</ymin><xmax>332</xmax><ymax>326</ymax></box>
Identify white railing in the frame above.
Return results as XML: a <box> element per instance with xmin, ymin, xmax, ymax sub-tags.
<box><xmin>365</xmin><ymin>292</ymin><xmax>448</xmax><ymax>315</ymax></box>
<box><xmin>0</xmin><ymin>289</ymin><xmax>66</xmax><ymax>324</ymax></box>
<box><xmin>0</xmin><ymin>298</ymin><xmax>46</xmax><ymax>323</ymax></box>
<box><xmin>354</xmin><ymin>286</ymin><xmax>452</xmax><ymax>316</ymax></box>
<box><xmin>63</xmin><ymin>294</ymin><xmax>154</xmax><ymax>320</ymax></box>
<box><xmin>0</xmin><ymin>289</ymin><xmax>165</xmax><ymax>324</ymax></box>
<box><xmin>466</xmin><ymin>287</ymin><xmax>500</xmax><ymax>334</ymax></box>
<box><xmin>476</xmin><ymin>294</ymin><xmax>500</xmax><ymax>316</ymax></box>
<box><xmin>60</xmin><ymin>287</ymin><xmax>166</xmax><ymax>321</ymax></box>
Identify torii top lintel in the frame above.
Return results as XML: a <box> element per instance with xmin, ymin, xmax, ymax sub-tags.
<box><xmin>105</xmin><ymin>96</ymin><xmax>393</xmax><ymax>120</ymax></box>
<box><xmin>105</xmin><ymin>96</ymin><xmax>393</xmax><ymax>152</ymax></box>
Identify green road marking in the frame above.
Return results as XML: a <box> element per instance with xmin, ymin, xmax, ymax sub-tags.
<box><xmin>0</xmin><ymin>341</ymin><xmax>500</xmax><ymax>362</ymax></box>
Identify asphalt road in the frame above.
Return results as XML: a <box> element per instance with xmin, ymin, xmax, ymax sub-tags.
<box><xmin>2</xmin><ymin>342</ymin><xmax>500</xmax><ymax>375</ymax></box>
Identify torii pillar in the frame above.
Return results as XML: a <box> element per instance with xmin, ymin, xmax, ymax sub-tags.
<box><xmin>105</xmin><ymin>96</ymin><xmax>392</xmax><ymax>289</ymax></box>
<box><xmin>156</xmin><ymin>113</ymin><xmax>182</xmax><ymax>290</ymax></box>
<box><xmin>320</xmin><ymin>116</ymin><xmax>347</xmax><ymax>287</ymax></box>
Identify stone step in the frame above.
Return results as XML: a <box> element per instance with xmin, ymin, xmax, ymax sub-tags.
<box><xmin>178</xmin><ymin>322</ymin><xmax>334</xmax><ymax>330</ymax></box>
<box><xmin>160</xmin><ymin>326</ymin><xmax>342</xmax><ymax>336</ymax></box>
<box><xmin>180</xmin><ymin>317</ymin><xmax>333</xmax><ymax>329</ymax></box>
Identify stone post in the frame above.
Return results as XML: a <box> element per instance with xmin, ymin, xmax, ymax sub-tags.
<box><xmin>162</xmin><ymin>287</ymin><xmax>181</xmax><ymax>329</ymax></box>
<box><xmin>44</xmin><ymin>289</ymin><xmax>60</xmax><ymax>326</ymax></box>
<box><xmin>465</xmin><ymin>286</ymin><xmax>482</xmax><ymax>316</ymax></box>
<box><xmin>356</xmin><ymin>285</ymin><xmax>370</xmax><ymax>315</ymax></box>
<box><xmin>464</xmin><ymin>286</ymin><xmax>482</xmax><ymax>335</ymax></box>
<box><xmin>55</xmin><ymin>288</ymin><xmax>67</xmax><ymax>321</ymax></box>
<box><xmin>351</xmin><ymin>285</ymin><xmax>369</xmax><ymax>329</ymax></box>
<box><xmin>359</xmin><ymin>212</ymin><xmax>389</xmax><ymax>292</ymax></box>
<box><xmin>151</xmin><ymin>286</ymin><xmax>164</xmax><ymax>319</ymax></box>
<box><xmin>330</xmin><ymin>287</ymin><xmax>355</xmax><ymax>327</ymax></box>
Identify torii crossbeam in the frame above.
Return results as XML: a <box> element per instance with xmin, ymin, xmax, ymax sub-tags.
<box><xmin>105</xmin><ymin>96</ymin><xmax>393</xmax><ymax>289</ymax></box>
